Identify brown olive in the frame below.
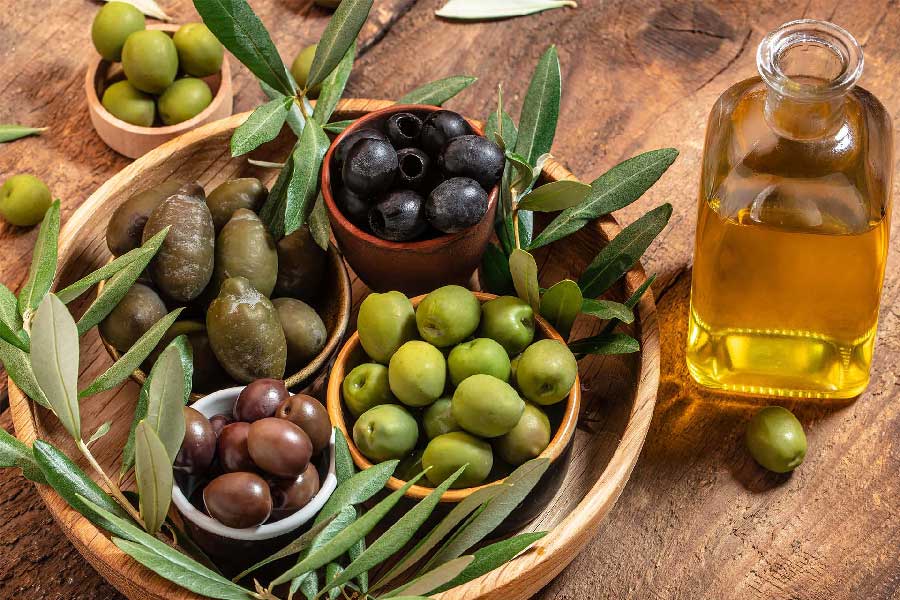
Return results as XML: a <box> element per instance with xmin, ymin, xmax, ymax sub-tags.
<box><xmin>269</xmin><ymin>462</ymin><xmax>320</xmax><ymax>520</ymax></box>
<box><xmin>209</xmin><ymin>413</ymin><xmax>233</xmax><ymax>437</ymax></box>
<box><xmin>247</xmin><ymin>417</ymin><xmax>312</xmax><ymax>478</ymax></box>
<box><xmin>275</xmin><ymin>394</ymin><xmax>330</xmax><ymax>455</ymax></box>
<box><xmin>233</xmin><ymin>379</ymin><xmax>289</xmax><ymax>422</ymax></box>
<box><xmin>274</xmin><ymin>226</ymin><xmax>327</xmax><ymax>302</ymax></box>
<box><xmin>175</xmin><ymin>407</ymin><xmax>216</xmax><ymax>477</ymax></box>
<box><xmin>203</xmin><ymin>472</ymin><xmax>272</xmax><ymax>528</ymax></box>
<box><xmin>217</xmin><ymin>422</ymin><xmax>257</xmax><ymax>473</ymax></box>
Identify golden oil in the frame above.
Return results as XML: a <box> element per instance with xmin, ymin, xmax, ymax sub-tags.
<box><xmin>686</xmin><ymin>20</ymin><xmax>893</xmax><ymax>399</ymax></box>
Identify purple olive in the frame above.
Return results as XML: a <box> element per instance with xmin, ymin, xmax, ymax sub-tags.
<box><xmin>269</xmin><ymin>462</ymin><xmax>320</xmax><ymax>520</ymax></box>
<box><xmin>247</xmin><ymin>417</ymin><xmax>313</xmax><ymax>478</ymax></box>
<box><xmin>275</xmin><ymin>394</ymin><xmax>331</xmax><ymax>455</ymax></box>
<box><xmin>233</xmin><ymin>379</ymin><xmax>289</xmax><ymax>422</ymax></box>
<box><xmin>174</xmin><ymin>406</ymin><xmax>216</xmax><ymax>477</ymax></box>
<box><xmin>209</xmin><ymin>413</ymin><xmax>233</xmax><ymax>437</ymax></box>
<box><xmin>217</xmin><ymin>422</ymin><xmax>257</xmax><ymax>473</ymax></box>
<box><xmin>203</xmin><ymin>472</ymin><xmax>272</xmax><ymax>528</ymax></box>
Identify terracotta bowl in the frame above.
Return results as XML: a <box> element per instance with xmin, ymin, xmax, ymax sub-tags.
<box><xmin>85</xmin><ymin>23</ymin><xmax>233</xmax><ymax>159</ymax></box>
<box><xmin>321</xmin><ymin>104</ymin><xmax>499</xmax><ymax>296</ymax></box>
<box><xmin>326</xmin><ymin>291</ymin><xmax>580</xmax><ymax>508</ymax></box>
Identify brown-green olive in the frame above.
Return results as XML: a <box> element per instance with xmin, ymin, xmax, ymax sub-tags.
<box><xmin>494</xmin><ymin>403</ymin><xmax>551</xmax><ymax>466</ymax></box>
<box><xmin>273</xmin><ymin>298</ymin><xmax>327</xmax><ymax>371</ymax></box>
<box><xmin>234</xmin><ymin>379</ymin><xmax>289</xmax><ymax>423</ymax></box>
<box><xmin>209</xmin><ymin>413</ymin><xmax>232</xmax><ymax>437</ymax></box>
<box><xmin>275</xmin><ymin>394</ymin><xmax>330</xmax><ymax>455</ymax></box>
<box><xmin>203</xmin><ymin>472</ymin><xmax>272</xmax><ymax>528</ymax></box>
<box><xmin>175</xmin><ymin>406</ymin><xmax>216</xmax><ymax>476</ymax></box>
<box><xmin>247</xmin><ymin>417</ymin><xmax>313</xmax><ymax>478</ymax></box>
<box><xmin>269</xmin><ymin>462</ymin><xmax>320</xmax><ymax>520</ymax></box>
<box><xmin>217</xmin><ymin>421</ymin><xmax>256</xmax><ymax>473</ymax></box>
<box><xmin>106</xmin><ymin>180</ymin><xmax>183</xmax><ymax>256</ymax></box>
<box><xmin>274</xmin><ymin>226</ymin><xmax>328</xmax><ymax>302</ymax></box>
<box><xmin>206</xmin><ymin>178</ymin><xmax>267</xmax><ymax>232</ymax></box>
<box><xmin>211</xmin><ymin>208</ymin><xmax>278</xmax><ymax>297</ymax></box>
<box><xmin>99</xmin><ymin>283</ymin><xmax>167</xmax><ymax>353</ymax></box>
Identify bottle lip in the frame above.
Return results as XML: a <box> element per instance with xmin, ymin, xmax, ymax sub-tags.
<box><xmin>757</xmin><ymin>19</ymin><xmax>864</xmax><ymax>101</ymax></box>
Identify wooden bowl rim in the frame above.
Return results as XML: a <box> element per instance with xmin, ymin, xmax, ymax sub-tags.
<box><xmin>326</xmin><ymin>291</ymin><xmax>580</xmax><ymax>502</ymax></box>
<box><xmin>84</xmin><ymin>23</ymin><xmax>233</xmax><ymax>136</ymax></box>
<box><xmin>8</xmin><ymin>98</ymin><xmax>661</xmax><ymax>600</ymax></box>
<box><xmin>95</xmin><ymin>243</ymin><xmax>352</xmax><ymax>399</ymax></box>
<box><xmin>321</xmin><ymin>103</ymin><xmax>500</xmax><ymax>251</ymax></box>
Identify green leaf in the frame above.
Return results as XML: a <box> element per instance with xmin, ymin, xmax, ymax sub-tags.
<box><xmin>259</xmin><ymin>149</ymin><xmax>296</xmax><ymax>237</ymax></box>
<box><xmin>398</xmin><ymin>76</ymin><xmax>477</xmax><ymax>106</ymax></box>
<box><xmin>325</xmin><ymin>563</ymin><xmax>344</xmax><ymax>599</ymax></box>
<box><xmin>284</xmin><ymin>122</ymin><xmax>330</xmax><ymax>237</ymax></box>
<box><xmin>625</xmin><ymin>274</ymin><xmax>656</xmax><ymax>309</ymax></box>
<box><xmin>144</xmin><ymin>344</ymin><xmax>187</xmax><ymax>461</ymax></box>
<box><xmin>313</xmin><ymin>44</ymin><xmax>356</xmax><ymax>125</ymax></box>
<box><xmin>580</xmin><ymin>298</ymin><xmax>633</xmax><ymax>323</ymax></box>
<box><xmin>260</xmin><ymin>79</ymin><xmax>307</xmax><ymax>137</ymax></box>
<box><xmin>426</xmin><ymin>458</ymin><xmax>550</xmax><ymax>568</ymax></box>
<box><xmin>79</xmin><ymin>308</ymin><xmax>183</xmax><ymax>397</ymax></box>
<box><xmin>56</xmin><ymin>228</ymin><xmax>168</xmax><ymax>304</ymax></box>
<box><xmin>568</xmin><ymin>332</ymin><xmax>640</xmax><ymax>356</ymax></box>
<box><xmin>272</xmin><ymin>473</ymin><xmax>425</xmax><ymax>586</ymax></box>
<box><xmin>0</xmin><ymin>428</ymin><xmax>45</xmax><ymax>483</ymax></box>
<box><xmin>430</xmin><ymin>532</ymin><xmax>548</xmax><ymax>594</ymax></box>
<box><xmin>577</xmin><ymin>203</ymin><xmax>672</xmax><ymax>297</ymax></box>
<box><xmin>323</xmin><ymin>119</ymin><xmax>354</xmax><ymax>134</ymax></box>
<box><xmin>87</xmin><ymin>421</ymin><xmax>111</xmax><ymax>446</ymax></box>
<box><xmin>134</xmin><ymin>421</ymin><xmax>173</xmax><ymax>534</ymax></box>
<box><xmin>306</xmin><ymin>0</ymin><xmax>373</xmax><ymax>88</ymax></box>
<box><xmin>383</xmin><ymin>556</ymin><xmax>474</xmax><ymax>598</ymax></box>
<box><xmin>326</xmin><ymin>428</ymin><xmax>367</xmax><ymax>591</ymax></box>
<box><xmin>18</xmin><ymin>199</ymin><xmax>60</xmax><ymax>318</ymax></box>
<box><xmin>0</xmin><ymin>124</ymin><xmax>46</xmax><ymax>143</ymax></box>
<box><xmin>436</xmin><ymin>0</ymin><xmax>576</xmax><ymax>20</ymax></box>
<box><xmin>308</xmin><ymin>194</ymin><xmax>332</xmax><ymax>251</ymax></box>
<box><xmin>289</xmin><ymin>507</ymin><xmax>357</xmax><ymax>596</ymax></box>
<box><xmin>485</xmin><ymin>86</ymin><xmax>518</xmax><ymax>153</ymax></box>
<box><xmin>193</xmin><ymin>0</ymin><xmax>294</xmax><ymax>95</ymax></box>
<box><xmin>505</xmin><ymin>151</ymin><xmax>533</xmax><ymax>198</ymax></box>
<box><xmin>316</xmin><ymin>459</ymin><xmax>398</xmax><ymax>525</ymax></box>
<box><xmin>509</xmin><ymin>249</ymin><xmax>540</xmax><ymax>311</ymax></box>
<box><xmin>168</xmin><ymin>334</ymin><xmax>194</xmax><ymax>405</ymax></box>
<box><xmin>0</xmin><ymin>283</ymin><xmax>24</xmax><ymax>336</ymax></box>
<box><xmin>30</xmin><ymin>294</ymin><xmax>80</xmax><ymax>440</ymax></box>
<box><xmin>529</xmin><ymin>148</ymin><xmax>678</xmax><ymax>250</ymax></box>
<box><xmin>322</xmin><ymin>467</ymin><xmax>465</xmax><ymax>596</ymax></box>
<box><xmin>0</xmin><ymin>317</ymin><xmax>28</xmax><ymax>351</ymax></box>
<box><xmin>480</xmin><ymin>243</ymin><xmax>514</xmax><ymax>296</ymax></box>
<box><xmin>518</xmin><ymin>180</ymin><xmax>591</xmax><ymax>212</ymax></box>
<box><xmin>0</xmin><ymin>339</ymin><xmax>49</xmax><ymax>407</ymax></box>
<box><xmin>539</xmin><ymin>279</ymin><xmax>582</xmax><ymax>339</ymax></box>
<box><xmin>232</xmin><ymin>514</ymin><xmax>337</xmax><ymax>582</ymax></box>
<box><xmin>230</xmin><ymin>96</ymin><xmax>291</xmax><ymax>157</ymax></box>
<box><xmin>515</xmin><ymin>46</ymin><xmax>560</xmax><ymax>165</ymax></box>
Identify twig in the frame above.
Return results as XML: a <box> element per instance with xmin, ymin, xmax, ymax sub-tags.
<box><xmin>76</xmin><ymin>440</ymin><xmax>146</xmax><ymax>528</ymax></box>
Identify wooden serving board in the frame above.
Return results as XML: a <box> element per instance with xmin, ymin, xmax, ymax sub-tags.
<box><xmin>8</xmin><ymin>99</ymin><xmax>660</xmax><ymax>600</ymax></box>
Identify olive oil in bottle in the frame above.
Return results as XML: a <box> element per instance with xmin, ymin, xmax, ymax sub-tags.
<box><xmin>686</xmin><ymin>20</ymin><xmax>893</xmax><ymax>399</ymax></box>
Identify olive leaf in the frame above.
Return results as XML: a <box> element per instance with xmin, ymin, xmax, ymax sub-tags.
<box><xmin>0</xmin><ymin>283</ymin><xmax>24</xmax><ymax>337</ymax></box>
<box><xmin>625</xmin><ymin>274</ymin><xmax>656</xmax><ymax>309</ymax></box>
<box><xmin>0</xmin><ymin>428</ymin><xmax>46</xmax><ymax>484</ymax></box>
<box><xmin>0</xmin><ymin>124</ymin><xmax>46</xmax><ymax>143</ymax></box>
<box><xmin>529</xmin><ymin>148</ymin><xmax>678</xmax><ymax>250</ymax></box>
<box><xmin>108</xmin><ymin>0</ymin><xmax>171</xmax><ymax>21</ymax></box>
<box><xmin>0</xmin><ymin>339</ymin><xmax>49</xmax><ymax>408</ymax></box>
<box><xmin>326</xmin><ymin>428</ymin><xmax>366</xmax><ymax>591</ymax></box>
<box><xmin>382</xmin><ymin>556</ymin><xmax>475</xmax><ymax>598</ymax></box>
<box><xmin>577</xmin><ymin>203</ymin><xmax>672</xmax><ymax>297</ymax></box>
<box><xmin>509</xmin><ymin>249</ymin><xmax>541</xmax><ymax>311</ymax></box>
<box><xmin>569</xmin><ymin>332</ymin><xmax>639</xmax><ymax>356</ymax></box>
<box><xmin>436</xmin><ymin>0</ymin><xmax>576</xmax><ymax>20</ymax></box>
<box><xmin>518</xmin><ymin>180</ymin><xmax>591</xmax><ymax>212</ymax></box>
<box><xmin>30</xmin><ymin>294</ymin><xmax>80</xmax><ymax>440</ymax></box>
<box><xmin>323</xmin><ymin>119</ymin><xmax>354</xmax><ymax>134</ymax></box>
<box><xmin>260</xmin><ymin>80</ymin><xmax>307</xmax><ymax>137</ymax></box>
<box><xmin>194</xmin><ymin>0</ymin><xmax>294</xmax><ymax>95</ymax></box>
<box><xmin>308</xmin><ymin>194</ymin><xmax>332</xmax><ymax>251</ymax></box>
<box><xmin>485</xmin><ymin>85</ymin><xmax>518</xmax><ymax>153</ymax></box>
<box><xmin>539</xmin><ymin>279</ymin><xmax>582</xmax><ymax>339</ymax></box>
<box><xmin>144</xmin><ymin>344</ymin><xmax>187</xmax><ymax>461</ymax></box>
<box><xmin>134</xmin><ymin>421</ymin><xmax>174</xmax><ymax>534</ymax></box>
<box><xmin>259</xmin><ymin>147</ymin><xmax>296</xmax><ymax>237</ymax></box>
<box><xmin>316</xmin><ymin>459</ymin><xmax>398</xmax><ymax>525</ymax></box>
<box><xmin>398</xmin><ymin>76</ymin><xmax>477</xmax><ymax>106</ymax></box>
<box><xmin>580</xmin><ymin>298</ymin><xmax>633</xmax><ymax>323</ymax></box>
<box><xmin>480</xmin><ymin>243</ymin><xmax>514</xmax><ymax>296</ymax></box>
<box><xmin>56</xmin><ymin>228</ymin><xmax>168</xmax><ymax>304</ymax></box>
<box><xmin>0</xmin><ymin>317</ymin><xmax>28</xmax><ymax>351</ymax></box>
<box><xmin>505</xmin><ymin>151</ymin><xmax>533</xmax><ymax>199</ymax></box>
<box><xmin>313</xmin><ymin>44</ymin><xmax>356</xmax><ymax>126</ymax></box>
<box><xmin>18</xmin><ymin>199</ymin><xmax>60</xmax><ymax>318</ymax></box>
<box><xmin>284</xmin><ymin>120</ymin><xmax>331</xmax><ymax>237</ymax></box>
<box><xmin>86</xmin><ymin>422</ymin><xmax>112</xmax><ymax>447</ymax></box>
<box><xmin>289</xmin><ymin>506</ymin><xmax>358</xmax><ymax>596</ymax></box>
<box><xmin>515</xmin><ymin>45</ymin><xmax>560</xmax><ymax>165</ymax></box>
<box><xmin>231</xmin><ymin>514</ymin><xmax>338</xmax><ymax>582</ymax></box>
<box><xmin>429</xmin><ymin>532</ymin><xmax>548</xmax><ymax>594</ymax></box>
<box><xmin>325</xmin><ymin>563</ymin><xmax>344</xmax><ymax>600</ymax></box>
<box><xmin>230</xmin><ymin>96</ymin><xmax>292</xmax><ymax>157</ymax></box>
<box><xmin>307</xmin><ymin>0</ymin><xmax>372</xmax><ymax>89</ymax></box>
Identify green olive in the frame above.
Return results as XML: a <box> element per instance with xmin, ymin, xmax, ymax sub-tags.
<box><xmin>172</xmin><ymin>23</ymin><xmax>224</xmax><ymax>77</ymax></box>
<box><xmin>102</xmin><ymin>80</ymin><xmax>155</xmax><ymax>127</ymax></box>
<box><xmin>745</xmin><ymin>406</ymin><xmax>807</xmax><ymax>473</ymax></box>
<box><xmin>0</xmin><ymin>174</ymin><xmax>52</xmax><ymax>227</ymax></box>
<box><xmin>157</xmin><ymin>77</ymin><xmax>213</xmax><ymax>126</ymax></box>
<box><xmin>290</xmin><ymin>44</ymin><xmax>321</xmax><ymax>97</ymax></box>
<box><xmin>121</xmin><ymin>29</ymin><xmax>178</xmax><ymax>94</ymax></box>
<box><xmin>91</xmin><ymin>1</ymin><xmax>146</xmax><ymax>62</ymax></box>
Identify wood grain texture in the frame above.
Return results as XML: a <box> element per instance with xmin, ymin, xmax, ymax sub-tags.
<box><xmin>2</xmin><ymin>0</ymin><xmax>900</xmax><ymax>599</ymax></box>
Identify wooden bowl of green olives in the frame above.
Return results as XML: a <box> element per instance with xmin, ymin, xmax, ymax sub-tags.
<box><xmin>86</xmin><ymin>22</ymin><xmax>233</xmax><ymax>158</ymax></box>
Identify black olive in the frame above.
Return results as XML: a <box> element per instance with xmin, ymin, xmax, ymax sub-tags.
<box><xmin>425</xmin><ymin>177</ymin><xmax>489</xmax><ymax>233</ymax></box>
<box><xmin>342</xmin><ymin>138</ymin><xmax>398</xmax><ymax>196</ymax></box>
<box><xmin>438</xmin><ymin>135</ymin><xmax>504</xmax><ymax>191</ymax></box>
<box><xmin>395</xmin><ymin>147</ymin><xmax>432</xmax><ymax>191</ymax></box>
<box><xmin>385</xmin><ymin>112</ymin><xmax>423</xmax><ymax>149</ymax></box>
<box><xmin>420</xmin><ymin>110</ymin><xmax>472</xmax><ymax>156</ymax></box>
<box><xmin>334</xmin><ymin>128</ymin><xmax>388</xmax><ymax>167</ymax></box>
<box><xmin>335</xmin><ymin>186</ymin><xmax>371</xmax><ymax>227</ymax></box>
<box><xmin>369</xmin><ymin>190</ymin><xmax>428</xmax><ymax>242</ymax></box>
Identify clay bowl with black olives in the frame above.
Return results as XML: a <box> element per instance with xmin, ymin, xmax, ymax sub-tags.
<box><xmin>322</xmin><ymin>104</ymin><xmax>499</xmax><ymax>296</ymax></box>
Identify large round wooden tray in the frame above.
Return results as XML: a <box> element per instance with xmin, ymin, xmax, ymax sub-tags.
<box><xmin>9</xmin><ymin>99</ymin><xmax>660</xmax><ymax>600</ymax></box>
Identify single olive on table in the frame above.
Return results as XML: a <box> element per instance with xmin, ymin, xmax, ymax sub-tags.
<box><xmin>174</xmin><ymin>379</ymin><xmax>331</xmax><ymax>528</ymax></box>
<box><xmin>342</xmin><ymin>286</ymin><xmax>578</xmax><ymax>489</ymax></box>
<box><xmin>0</xmin><ymin>174</ymin><xmax>53</xmax><ymax>227</ymax></box>
<box><xmin>745</xmin><ymin>406</ymin><xmax>807</xmax><ymax>473</ymax></box>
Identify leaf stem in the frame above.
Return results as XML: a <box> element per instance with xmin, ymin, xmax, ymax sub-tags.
<box><xmin>512</xmin><ymin>203</ymin><xmax>521</xmax><ymax>250</ymax></box>
<box><xmin>76</xmin><ymin>440</ymin><xmax>146</xmax><ymax>528</ymax></box>
<box><xmin>296</xmin><ymin>94</ymin><xmax>311</xmax><ymax>121</ymax></box>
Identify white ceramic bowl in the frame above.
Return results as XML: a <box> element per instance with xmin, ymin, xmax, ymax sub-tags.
<box><xmin>171</xmin><ymin>386</ymin><xmax>337</xmax><ymax>542</ymax></box>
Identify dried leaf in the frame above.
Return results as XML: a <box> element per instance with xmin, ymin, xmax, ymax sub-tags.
<box><xmin>515</xmin><ymin>45</ymin><xmax>560</xmax><ymax>165</ymax></box>
<box><xmin>231</xmin><ymin>96</ymin><xmax>292</xmax><ymax>157</ymax></box>
<box><xmin>436</xmin><ymin>0</ymin><xmax>576</xmax><ymax>20</ymax></box>
<box><xmin>30</xmin><ymin>294</ymin><xmax>80</xmax><ymax>440</ymax></box>
<box><xmin>398</xmin><ymin>76</ymin><xmax>477</xmax><ymax>106</ymax></box>
<box><xmin>539</xmin><ymin>279</ymin><xmax>582</xmax><ymax>339</ymax></box>
<box><xmin>135</xmin><ymin>421</ymin><xmax>174</xmax><ymax>534</ymax></box>
<box><xmin>509</xmin><ymin>249</ymin><xmax>540</xmax><ymax>311</ymax></box>
<box><xmin>18</xmin><ymin>199</ymin><xmax>60</xmax><ymax>318</ymax></box>
<box><xmin>518</xmin><ymin>180</ymin><xmax>591</xmax><ymax>212</ymax></box>
<box><xmin>306</xmin><ymin>0</ymin><xmax>373</xmax><ymax>88</ymax></box>
<box><xmin>0</xmin><ymin>124</ymin><xmax>46</xmax><ymax>143</ymax></box>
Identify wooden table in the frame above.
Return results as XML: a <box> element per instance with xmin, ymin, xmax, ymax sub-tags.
<box><xmin>1</xmin><ymin>0</ymin><xmax>898</xmax><ymax>598</ymax></box>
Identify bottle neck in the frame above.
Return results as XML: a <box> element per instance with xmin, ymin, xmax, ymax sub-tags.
<box><xmin>764</xmin><ymin>88</ymin><xmax>846</xmax><ymax>139</ymax></box>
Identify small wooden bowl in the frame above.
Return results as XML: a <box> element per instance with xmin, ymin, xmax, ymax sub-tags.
<box><xmin>321</xmin><ymin>104</ymin><xmax>499</xmax><ymax>296</ymax></box>
<box><xmin>85</xmin><ymin>23</ymin><xmax>233</xmax><ymax>159</ymax></box>
<box><xmin>326</xmin><ymin>291</ymin><xmax>580</xmax><ymax>504</ymax></box>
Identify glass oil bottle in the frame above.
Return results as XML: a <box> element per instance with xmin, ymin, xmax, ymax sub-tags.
<box><xmin>686</xmin><ymin>20</ymin><xmax>893</xmax><ymax>399</ymax></box>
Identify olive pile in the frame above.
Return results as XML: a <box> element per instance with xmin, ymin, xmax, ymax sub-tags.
<box><xmin>101</xmin><ymin>178</ymin><xmax>329</xmax><ymax>391</ymax></box>
<box><xmin>342</xmin><ymin>286</ymin><xmax>578</xmax><ymax>489</ymax></box>
<box><xmin>332</xmin><ymin>110</ymin><xmax>504</xmax><ymax>241</ymax></box>
<box><xmin>175</xmin><ymin>380</ymin><xmax>331</xmax><ymax>528</ymax></box>
<box><xmin>91</xmin><ymin>2</ymin><xmax>224</xmax><ymax>126</ymax></box>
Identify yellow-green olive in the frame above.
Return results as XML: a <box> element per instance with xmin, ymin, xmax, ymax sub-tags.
<box><xmin>745</xmin><ymin>406</ymin><xmax>807</xmax><ymax>473</ymax></box>
<box><xmin>172</xmin><ymin>23</ymin><xmax>224</xmax><ymax>77</ymax></box>
<box><xmin>121</xmin><ymin>29</ymin><xmax>178</xmax><ymax>94</ymax></box>
<box><xmin>91</xmin><ymin>1</ymin><xmax>146</xmax><ymax>62</ymax></box>
<box><xmin>157</xmin><ymin>77</ymin><xmax>213</xmax><ymax>126</ymax></box>
<box><xmin>290</xmin><ymin>44</ymin><xmax>321</xmax><ymax>97</ymax></box>
<box><xmin>0</xmin><ymin>174</ymin><xmax>52</xmax><ymax>227</ymax></box>
<box><xmin>101</xmin><ymin>80</ymin><xmax>155</xmax><ymax>127</ymax></box>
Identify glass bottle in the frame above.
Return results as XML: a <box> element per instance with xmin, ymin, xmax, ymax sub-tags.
<box><xmin>686</xmin><ymin>19</ymin><xmax>893</xmax><ymax>399</ymax></box>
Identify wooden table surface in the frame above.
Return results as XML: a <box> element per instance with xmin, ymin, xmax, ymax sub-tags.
<box><xmin>1</xmin><ymin>0</ymin><xmax>898</xmax><ymax>598</ymax></box>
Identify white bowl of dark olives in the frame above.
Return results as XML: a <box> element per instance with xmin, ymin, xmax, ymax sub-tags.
<box><xmin>172</xmin><ymin>380</ymin><xmax>337</xmax><ymax>544</ymax></box>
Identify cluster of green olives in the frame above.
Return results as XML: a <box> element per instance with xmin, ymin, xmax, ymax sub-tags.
<box><xmin>100</xmin><ymin>178</ymin><xmax>330</xmax><ymax>391</ymax></box>
<box><xmin>0</xmin><ymin>174</ymin><xmax>53</xmax><ymax>227</ymax></box>
<box><xmin>91</xmin><ymin>2</ymin><xmax>224</xmax><ymax>126</ymax></box>
<box><xmin>175</xmin><ymin>379</ymin><xmax>331</xmax><ymax>528</ymax></box>
<box><xmin>342</xmin><ymin>285</ymin><xmax>578</xmax><ymax>489</ymax></box>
